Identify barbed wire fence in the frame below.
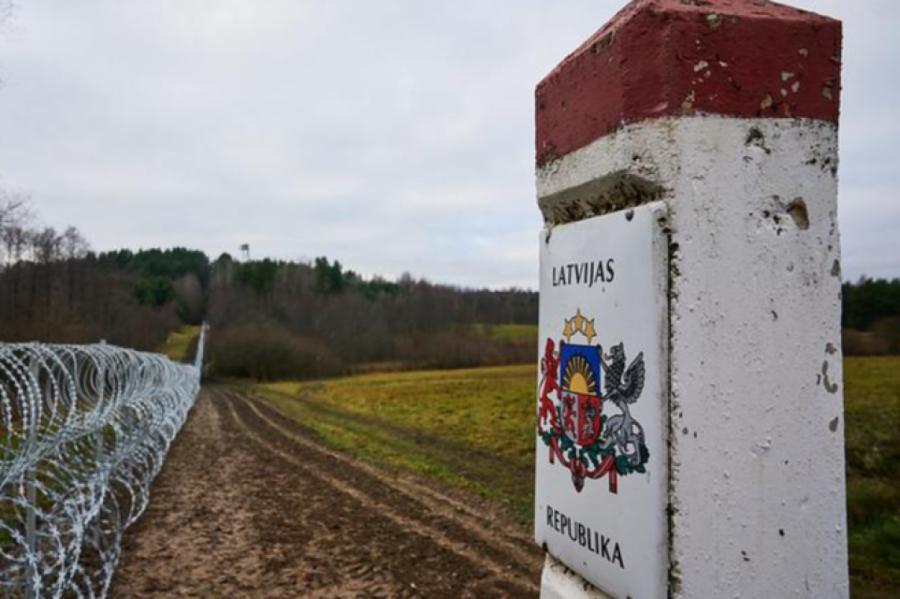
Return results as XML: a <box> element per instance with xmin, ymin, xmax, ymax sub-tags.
<box><xmin>0</xmin><ymin>325</ymin><xmax>207</xmax><ymax>598</ymax></box>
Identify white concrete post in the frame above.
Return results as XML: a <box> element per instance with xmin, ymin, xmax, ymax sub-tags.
<box><xmin>534</xmin><ymin>1</ymin><xmax>846</xmax><ymax>597</ymax></box>
<box><xmin>194</xmin><ymin>323</ymin><xmax>207</xmax><ymax>375</ymax></box>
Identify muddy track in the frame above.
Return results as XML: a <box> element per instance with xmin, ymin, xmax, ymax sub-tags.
<box><xmin>256</xmin><ymin>385</ymin><xmax>535</xmax><ymax>496</ymax></box>
<box><xmin>110</xmin><ymin>387</ymin><xmax>542</xmax><ymax>598</ymax></box>
<box><xmin>231</xmin><ymin>390</ymin><xmax>537</xmax><ymax>558</ymax></box>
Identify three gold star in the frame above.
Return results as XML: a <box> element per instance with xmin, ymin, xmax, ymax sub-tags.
<box><xmin>562</xmin><ymin>319</ymin><xmax>575</xmax><ymax>342</ymax></box>
<box><xmin>562</xmin><ymin>308</ymin><xmax>597</xmax><ymax>344</ymax></box>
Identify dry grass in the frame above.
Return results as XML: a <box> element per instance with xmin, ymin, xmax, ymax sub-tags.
<box><xmin>253</xmin><ymin>364</ymin><xmax>537</xmax><ymax>521</ymax></box>
<box><xmin>156</xmin><ymin>325</ymin><xmax>200</xmax><ymax>363</ymax></box>
<box><xmin>249</xmin><ymin>356</ymin><xmax>900</xmax><ymax>596</ymax></box>
<box><xmin>467</xmin><ymin>324</ymin><xmax>538</xmax><ymax>344</ymax></box>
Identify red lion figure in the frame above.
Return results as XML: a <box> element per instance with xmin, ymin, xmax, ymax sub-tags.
<box><xmin>538</xmin><ymin>338</ymin><xmax>560</xmax><ymax>428</ymax></box>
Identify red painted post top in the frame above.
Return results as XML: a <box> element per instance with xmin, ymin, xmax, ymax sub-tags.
<box><xmin>536</xmin><ymin>0</ymin><xmax>842</xmax><ymax>166</ymax></box>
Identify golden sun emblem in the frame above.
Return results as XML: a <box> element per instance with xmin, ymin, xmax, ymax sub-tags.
<box><xmin>562</xmin><ymin>308</ymin><xmax>597</xmax><ymax>344</ymax></box>
<box><xmin>562</xmin><ymin>355</ymin><xmax>597</xmax><ymax>394</ymax></box>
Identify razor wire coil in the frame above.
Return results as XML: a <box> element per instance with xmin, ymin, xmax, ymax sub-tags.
<box><xmin>0</xmin><ymin>328</ymin><xmax>205</xmax><ymax>598</ymax></box>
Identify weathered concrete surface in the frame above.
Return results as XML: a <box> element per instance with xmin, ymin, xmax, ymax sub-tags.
<box><xmin>535</xmin><ymin>2</ymin><xmax>846</xmax><ymax>595</ymax></box>
<box><xmin>665</xmin><ymin>117</ymin><xmax>845</xmax><ymax>599</ymax></box>
<box><xmin>535</xmin><ymin>0</ymin><xmax>841</xmax><ymax>166</ymax></box>
<box><xmin>536</xmin><ymin>113</ymin><xmax>847</xmax><ymax>598</ymax></box>
<box><xmin>540</xmin><ymin>554</ymin><xmax>612</xmax><ymax>599</ymax></box>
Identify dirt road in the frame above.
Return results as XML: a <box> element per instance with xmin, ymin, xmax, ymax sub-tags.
<box><xmin>110</xmin><ymin>387</ymin><xmax>542</xmax><ymax>598</ymax></box>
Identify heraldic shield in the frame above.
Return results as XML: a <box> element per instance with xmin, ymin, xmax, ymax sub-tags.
<box><xmin>559</xmin><ymin>342</ymin><xmax>603</xmax><ymax>447</ymax></box>
<box><xmin>537</xmin><ymin>309</ymin><xmax>650</xmax><ymax>493</ymax></box>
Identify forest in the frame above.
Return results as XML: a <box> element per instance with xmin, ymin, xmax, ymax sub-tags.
<box><xmin>204</xmin><ymin>254</ymin><xmax>538</xmax><ymax>378</ymax></box>
<box><xmin>1</xmin><ymin>195</ymin><xmax>898</xmax><ymax>378</ymax></box>
<box><xmin>0</xmin><ymin>192</ymin><xmax>538</xmax><ymax>377</ymax></box>
<box><xmin>841</xmin><ymin>277</ymin><xmax>900</xmax><ymax>355</ymax></box>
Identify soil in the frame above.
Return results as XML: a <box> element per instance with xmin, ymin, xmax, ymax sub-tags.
<box><xmin>109</xmin><ymin>387</ymin><xmax>542</xmax><ymax>598</ymax></box>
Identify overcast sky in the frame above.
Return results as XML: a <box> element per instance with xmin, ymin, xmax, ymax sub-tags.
<box><xmin>0</xmin><ymin>1</ymin><xmax>897</xmax><ymax>289</ymax></box>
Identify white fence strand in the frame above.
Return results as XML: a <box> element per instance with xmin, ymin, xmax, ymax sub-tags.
<box><xmin>0</xmin><ymin>326</ymin><xmax>205</xmax><ymax>598</ymax></box>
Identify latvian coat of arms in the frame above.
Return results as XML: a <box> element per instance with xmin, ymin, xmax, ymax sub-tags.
<box><xmin>537</xmin><ymin>309</ymin><xmax>650</xmax><ymax>493</ymax></box>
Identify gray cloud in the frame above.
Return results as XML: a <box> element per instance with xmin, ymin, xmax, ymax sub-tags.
<box><xmin>0</xmin><ymin>0</ymin><xmax>897</xmax><ymax>288</ymax></box>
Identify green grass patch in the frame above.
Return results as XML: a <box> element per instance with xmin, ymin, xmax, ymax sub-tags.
<box><xmin>844</xmin><ymin>356</ymin><xmax>900</xmax><ymax>598</ymax></box>
<box><xmin>250</xmin><ymin>356</ymin><xmax>900</xmax><ymax>595</ymax></box>
<box><xmin>467</xmin><ymin>323</ymin><xmax>538</xmax><ymax>343</ymax></box>
<box><xmin>254</xmin><ymin>364</ymin><xmax>537</xmax><ymax>522</ymax></box>
<box><xmin>156</xmin><ymin>325</ymin><xmax>200</xmax><ymax>363</ymax></box>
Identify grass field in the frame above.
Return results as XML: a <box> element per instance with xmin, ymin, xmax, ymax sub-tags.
<box><xmin>251</xmin><ymin>356</ymin><xmax>900</xmax><ymax>598</ymax></box>
<box><xmin>254</xmin><ymin>365</ymin><xmax>537</xmax><ymax>521</ymax></box>
<box><xmin>844</xmin><ymin>357</ymin><xmax>900</xmax><ymax>598</ymax></box>
<box><xmin>467</xmin><ymin>323</ymin><xmax>538</xmax><ymax>344</ymax></box>
<box><xmin>156</xmin><ymin>325</ymin><xmax>200</xmax><ymax>363</ymax></box>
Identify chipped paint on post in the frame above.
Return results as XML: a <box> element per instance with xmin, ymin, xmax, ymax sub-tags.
<box><xmin>535</xmin><ymin>0</ymin><xmax>841</xmax><ymax>167</ymax></box>
<box><xmin>534</xmin><ymin>1</ymin><xmax>847</xmax><ymax>598</ymax></box>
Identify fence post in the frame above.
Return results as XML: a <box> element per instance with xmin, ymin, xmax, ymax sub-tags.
<box><xmin>194</xmin><ymin>323</ymin><xmax>207</xmax><ymax>375</ymax></box>
<box><xmin>25</xmin><ymin>351</ymin><xmax>39</xmax><ymax>598</ymax></box>
<box><xmin>95</xmin><ymin>340</ymin><xmax>106</xmax><ymax>543</ymax></box>
<box><xmin>97</xmin><ymin>340</ymin><xmax>106</xmax><ymax>457</ymax></box>
<box><xmin>533</xmin><ymin>1</ymin><xmax>845</xmax><ymax>598</ymax></box>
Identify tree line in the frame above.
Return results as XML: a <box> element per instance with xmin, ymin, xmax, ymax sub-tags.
<box><xmin>205</xmin><ymin>254</ymin><xmax>538</xmax><ymax>379</ymax></box>
<box><xmin>0</xmin><ymin>198</ymin><xmax>538</xmax><ymax>376</ymax></box>
<box><xmin>0</xmin><ymin>192</ymin><xmax>90</xmax><ymax>265</ymax></box>
<box><xmin>2</xmin><ymin>196</ymin><xmax>897</xmax><ymax>374</ymax></box>
<box><xmin>842</xmin><ymin>277</ymin><xmax>900</xmax><ymax>355</ymax></box>
<box><xmin>0</xmin><ymin>195</ymin><xmax>205</xmax><ymax>349</ymax></box>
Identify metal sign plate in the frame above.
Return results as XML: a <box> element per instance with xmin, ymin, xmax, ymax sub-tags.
<box><xmin>535</xmin><ymin>201</ymin><xmax>668</xmax><ymax>599</ymax></box>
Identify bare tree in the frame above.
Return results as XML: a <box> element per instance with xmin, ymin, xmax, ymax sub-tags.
<box><xmin>2</xmin><ymin>224</ymin><xmax>30</xmax><ymax>264</ymax></box>
<box><xmin>0</xmin><ymin>191</ymin><xmax>29</xmax><ymax>227</ymax></box>
<box><xmin>61</xmin><ymin>225</ymin><xmax>90</xmax><ymax>260</ymax></box>
<box><xmin>31</xmin><ymin>226</ymin><xmax>61</xmax><ymax>263</ymax></box>
<box><xmin>0</xmin><ymin>195</ymin><xmax>92</xmax><ymax>266</ymax></box>
<box><xmin>0</xmin><ymin>192</ymin><xmax>34</xmax><ymax>266</ymax></box>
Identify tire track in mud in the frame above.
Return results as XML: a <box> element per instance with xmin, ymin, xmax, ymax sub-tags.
<box><xmin>222</xmin><ymin>390</ymin><xmax>540</xmax><ymax>595</ymax></box>
<box><xmin>246</xmin><ymin>385</ymin><xmax>534</xmax><ymax>509</ymax></box>
<box><xmin>110</xmin><ymin>387</ymin><xmax>541</xmax><ymax>598</ymax></box>
<box><xmin>228</xmin><ymin>389</ymin><xmax>538</xmax><ymax>564</ymax></box>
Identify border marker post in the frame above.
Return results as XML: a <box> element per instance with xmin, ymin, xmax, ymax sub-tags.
<box><xmin>533</xmin><ymin>1</ymin><xmax>846</xmax><ymax>597</ymax></box>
